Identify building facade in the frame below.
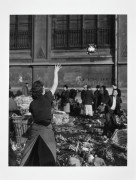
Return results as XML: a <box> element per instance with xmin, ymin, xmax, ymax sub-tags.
<box><xmin>9</xmin><ymin>15</ymin><xmax>127</xmax><ymax>90</ymax></box>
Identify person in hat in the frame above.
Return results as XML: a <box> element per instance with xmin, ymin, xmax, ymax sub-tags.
<box><xmin>100</xmin><ymin>85</ymin><xmax>109</xmax><ymax>105</ymax></box>
<box><xmin>83</xmin><ymin>85</ymin><xmax>94</xmax><ymax>117</ymax></box>
<box><xmin>93</xmin><ymin>85</ymin><xmax>102</xmax><ymax>112</ymax></box>
<box><xmin>61</xmin><ymin>85</ymin><xmax>70</xmax><ymax>114</ymax></box>
<box><xmin>81</xmin><ymin>85</ymin><xmax>87</xmax><ymax>115</ymax></box>
<box><xmin>81</xmin><ymin>85</ymin><xmax>87</xmax><ymax>104</ymax></box>
<box><xmin>22</xmin><ymin>82</ymin><xmax>29</xmax><ymax>96</ymax></box>
<box><xmin>18</xmin><ymin>75</ymin><xmax>30</xmax><ymax>96</ymax></box>
<box><xmin>69</xmin><ymin>87</ymin><xmax>77</xmax><ymax>115</ymax></box>
<box><xmin>69</xmin><ymin>87</ymin><xmax>77</xmax><ymax>100</ymax></box>
<box><xmin>103</xmin><ymin>88</ymin><xmax>122</xmax><ymax>138</ymax></box>
<box><xmin>97</xmin><ymin>85</ymin><xmax>110</xmax><ymax>114</ymax></box>
<box><xmin>99</xmin><ymin>85</ymin><xmax>109</xmax><ymax>109</ymax></box>
<box><xmin>112</xmin><ymin>84</ymin><xmax>122</xmax><ymax>111</ymax></box>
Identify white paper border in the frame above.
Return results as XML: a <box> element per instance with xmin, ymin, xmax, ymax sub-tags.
<box><xmin>0</xmin><ymin>0</ymin><xmax>136</xmax><ymax>180</ymax></box>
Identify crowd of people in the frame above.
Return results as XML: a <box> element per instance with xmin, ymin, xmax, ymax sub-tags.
<box><xmin>9</xmin><ymin>64</ymin><xmax>124</xmax><ymax>166</ymax></box>
<box><xmin>52</xmin><ymin>83</ymin><xmax>122</xmax><ymax>139</ymax></box>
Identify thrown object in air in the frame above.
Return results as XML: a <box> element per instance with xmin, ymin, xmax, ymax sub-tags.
<box><xmin>87</xmin><ymin>44</ymin><xmax>96</xmax><ymax>54</ymax></box>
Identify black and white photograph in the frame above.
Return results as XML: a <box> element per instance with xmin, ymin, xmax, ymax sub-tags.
<box><xmin>0</xmin><ymin>0</ymin><xmax>136</xmax><ymax>179</ymax></box>
<box><xmin>8</xmin><ymin>14</ymin><xmax>127</xmax><ymax>166</ymax></box>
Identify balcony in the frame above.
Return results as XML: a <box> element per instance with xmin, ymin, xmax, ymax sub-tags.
<box><xmin>10</xmin><ymin>31</ymin><xmax>32</xmax><ymax>50</ymax></box>
<box><xmin>52</xmin><ymin>28</ymin><xmax>114</xmax><ymax>49</ymax></box>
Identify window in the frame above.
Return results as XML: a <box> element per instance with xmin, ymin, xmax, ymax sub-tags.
<box><xmin>52</xmin><ymin>15</ymin><xmax>115</xmax><ymax>49</ymax></box>
<box><xmin>10</xmin><ymin>15</ymin><xmax>32</xmax><ymax>50</ymax></box>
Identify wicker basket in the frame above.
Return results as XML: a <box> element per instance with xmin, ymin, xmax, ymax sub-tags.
<box><xmin>12</xmin><ymin>116</ymin><xmax>29</xmax><ymax>144</ymax></box>
<box><xmin>111</xmin><ymin>129</ymin><xmax>127</xmax><ymax>150</ymax></box>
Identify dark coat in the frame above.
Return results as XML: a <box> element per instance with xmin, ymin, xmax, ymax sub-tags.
<box><xmin>103</xmin><ymin>95</ymin><xmax>122</xmax><ymax>136</ymax></box>
<box><xmin>81</xmin><ymin>90</ymin><xmax>86</xmax><ymax>105</ymax></box>
<box><xmin>81</xmin><ymin>90</ymin><xmax>86</xmax><ymax>100</ymax></box>
<box><xmin>105</xmin><ymin>95</ymin><xmax>122</xmax><ymax>115</ymax></box>
<box><xmin>84</xmin><ymin>90</ymin><xmax>94</xmax><ymax>105</ymax></box>
<box><xmin>69</xmin><ymin>89</ymin><xmax>77</xmax><ymax>99</ymax></box>
<box><xmin>61</xmin><ymin>90</ymin><xmax>70</xmax><ymax>105</ymax></box>
<box><xmin>117</xmin><ymin>88</ymin><xmax>121</xmax><ymax>98</ymax></box>
<box><xmin>94</xmin><ymin>90</ymin><xmax>102</xmax><ymax>109</ymax></box>
<box><xmin>101</xmin><ymin>89</ymin><xmax>109</xmax><ymax>105</ymax></box>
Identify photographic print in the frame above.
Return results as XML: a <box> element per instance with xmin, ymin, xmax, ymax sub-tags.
<box><xmin>9</xmin><ymin>14</ymin><xmax>127</xmax><ymax>167</ymax></box>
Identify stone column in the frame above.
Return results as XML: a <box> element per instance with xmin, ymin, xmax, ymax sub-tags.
<box><xmin>33</xmin><ymin>15</ymin><xmax>48</xmax><ymax>61</ymax></box>
<box><xmin>117</xmin><ymin>15</ymin><xmax>127</xmax><ymax>88</ymax></box>
<box><xmin>32</xmin><ymin>15</ymin><xmax>53</xmax><ymax>86</ymax></box>
<box><xmin>46</xmin><ymin>15</ymin><xmax>52</xmax><ymax>60</ymax></box>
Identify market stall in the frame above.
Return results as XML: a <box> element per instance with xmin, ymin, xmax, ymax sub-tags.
<box><xmin>9</xmin><ymin>96</ymin><xmax>127</xmax><ymax>166</ymax></box>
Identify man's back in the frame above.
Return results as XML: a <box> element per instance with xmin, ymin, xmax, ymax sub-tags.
<box><xmin>84</xmin><ymin>90</ymin><xmax>94</xmax><ymax>105</ymax></box>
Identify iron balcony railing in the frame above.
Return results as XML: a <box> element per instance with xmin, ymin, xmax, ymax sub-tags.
<box><xmin>10</xmin><ymin>28</ymin><xmax>113</xmax><ymax>50</ymax></box>
<box><xmin>10</xmin><ymin>31</ymin><xmax>32</xmax><ymax>50</ymax></box>
<box><xmin>52</xmin><ymin>28</ymin><xmax>113</xmax><ymax>49</ymax></box>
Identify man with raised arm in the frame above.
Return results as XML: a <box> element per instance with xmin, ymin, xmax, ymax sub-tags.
<box><xmin>20</xmin><ymin>64</ymin><xmax>62</xmax><ymax>166</ymax></box>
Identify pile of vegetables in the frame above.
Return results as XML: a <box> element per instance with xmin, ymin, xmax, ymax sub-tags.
<box><xmin>14</xmin><ymin>95</ymin><xmax>32</xmax><ymax>114</ymax></box>
<box><xmin>54</xmin><ymin>112</ymin><xmax>127</xmax><ymax>166</ymax></box>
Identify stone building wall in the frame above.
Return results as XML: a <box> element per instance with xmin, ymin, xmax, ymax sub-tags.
<box><xmin>9</xmin><ymin>15</ymin><xmax>127</xmax><ymax>91</ymax></box>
